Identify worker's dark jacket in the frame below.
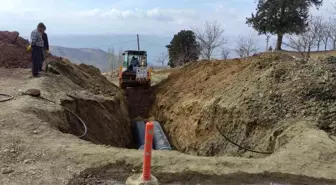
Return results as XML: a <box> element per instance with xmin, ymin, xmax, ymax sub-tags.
<box><xmin>42</xmin><ymin>33</ymin><xmax>49</xmax><ymax>51</ymax></box>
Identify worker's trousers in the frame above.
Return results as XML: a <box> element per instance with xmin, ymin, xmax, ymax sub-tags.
<box><xmin>31</xmin><ymin>46</ymin><xmax>43</xmax><ymax>76</ymax></box>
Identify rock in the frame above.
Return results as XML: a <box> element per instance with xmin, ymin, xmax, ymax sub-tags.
<box><xmin>1</xmin><ymin>167</ymin><xmax>14</xmax><ymax>174</ymax></box>
<box><xmin>33</xmin><ymin>130</ymin><xmax>39</xmax><ymax>134</ymax></box>
<box><xmin>23</xmin><ymin>159</ymin><xmax>33</xmax><ymax>164</ymax></box>
<box><xmin>48</xmin><ymin>65</ymin><xmax>60</xmax><ymax>75</ymax></box>
<box><xmin>24</xmin><ymin>89</ymin><xmax>41</xmax><ymax>97</ymax></box>
<box><xmin>0</xmin><ymin>31</ymin><xmax>19</xmax><ymax>44</ymax></box>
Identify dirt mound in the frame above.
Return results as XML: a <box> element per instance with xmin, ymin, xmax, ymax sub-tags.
<box><xmin>151</xmin><ymin>53</ymin><xmax>336</xmax><ymax>157</ymax></box>
<box><xmin>28</xmin><ymin>57</ymin><xmax>133</xmax><ymax>147</ymax></box>
<box><xmin>0</xmin><ymin>31</ymin><xmax>31</xmax><ymax>68</ymax></box>
<box><xmin>47</xmin><ymin>57</ymin><xmax>120</xmax><ymax>96</ymax></box>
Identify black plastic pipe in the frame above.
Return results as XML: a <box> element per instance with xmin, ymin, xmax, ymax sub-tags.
<box><xmin>152</xmin><ymin>121</ymin><xmax>172</xmax><ymax>150</ymax></box>
<box><xmin>132</xmin><ymin>121</ymin><xmax>154</xmax><ymax>149</ymax></box>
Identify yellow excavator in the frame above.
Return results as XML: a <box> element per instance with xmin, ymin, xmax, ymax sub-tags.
<box><xmin>118</xmin><ymin>50</ymin><xmax>151</xmax><ymax>89</ymax></box>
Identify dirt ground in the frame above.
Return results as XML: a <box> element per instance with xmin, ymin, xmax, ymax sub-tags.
<box><xmin>1</xmin><ymin>55</ymin><xmax>336</xmax><ymax>184</ymax></box>
<box><xmin>151</xmin><ymin>54</ymin><xmax>336</xmax><ymax>158</ymax></box>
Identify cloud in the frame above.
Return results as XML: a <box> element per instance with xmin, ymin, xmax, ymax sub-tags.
<box><xmin>66</xmin><ymin>7</ymin><xmax>197</xmax><ymax>22</ymax></box>
<box><xmin>0</xmin><ymin>0</ymin><xmax>333</xmax><ymax>37</ymax></box>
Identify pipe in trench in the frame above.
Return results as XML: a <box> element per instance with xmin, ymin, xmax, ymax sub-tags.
<box><xmin>152</xmin><ymin>121</ymin><xmax>172</xmax><ymax>150</ymax></box>
<box><xmin>132</xmin><ymin>121</ymin><xmax>154</xmax><ymax>149</ymax></box>
<box><xmin>132</xmin><ymin>121</ymin><xmax>171</xmax><ymax>150</ymax></box>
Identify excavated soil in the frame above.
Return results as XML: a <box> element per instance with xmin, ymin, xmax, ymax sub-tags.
<box><xmin>24</xmin><ymin>57</ymin><xmax>133</xmax><ymax>148</ymax></box>
<box><xmin>0</xmin><ymin>31</ymin><xmax>31</xmax><ymax>68</ymax></box>
<box><xmin>151</xmin><ymin>54</ymin><xmax>336</xmax><ymax>157</ymax></box>
<box><xmin>1</xmin><ymin>55</ymin><xmax>336</xmax><ymax>184</ymax></box>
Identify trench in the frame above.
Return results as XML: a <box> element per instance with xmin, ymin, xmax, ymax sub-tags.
<box><xmin>32</xmin><ymin>85</ymin><xmax>280</xmax><ymax>158</ymax></box>
<box><xmin>33</xmin><ymin>92</ymin><xmax>134</xmax><ymax>149</ymax></box>
<box><xmin>67</xmin><ymin>161</ymin><xmax>336</xmax><ymax>185</ymax></box>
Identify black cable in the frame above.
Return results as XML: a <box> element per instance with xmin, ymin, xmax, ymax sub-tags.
<box><xmin>0</xmin><ymin>93</ymin><xmax>14</xmax><ymax>102</ymax></box>
<box><xmin>35</xmin><ymin>96</ymin><xmax>88</xmax><ymax>138</ymax></box>
<box><xmin>329</xmin><ymin>134</ymin><xmax>336</xmax><ymax>142</ymax></box>
<box><xmin>216</xmin><ymin>125</ymin><xmax>273</xmax><ymax>155</ymax></box>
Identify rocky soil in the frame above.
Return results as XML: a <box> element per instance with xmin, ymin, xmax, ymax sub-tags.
<box><xmin>1</xmin><ymin>33</ymin><xmax>336</xmax><ymax>184</ymax></box>
<box><xmin>0</xmin><ymin>31</ymin><xmax>31</xmax><ymax>68</ymax></box>
<box><xmin>151</xmin><ymin>54</ymin><xmax>336</xmax><ymax>157</ymax></box>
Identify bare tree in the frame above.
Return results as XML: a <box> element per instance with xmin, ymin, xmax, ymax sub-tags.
<box><xmin>220</xmin><ymin>47</ymin><xmax>230</xmax><ymax>60</ymax></box>
<box><xmin>155</xmin><ymin>52</ymin><xmax>168</xmax><ymax>66</ymax></box>
<box><xmin>234</xmin><ymin>34</ymin><xmax>259</xmax><ymax>58</ymax></box>
<box><xmin>117</xmin><ymin>48</ymin><xmax>123</xmax><ymax>67</ymax></box>
<box><xmin>322</xmin><ymin>21</ymin><xmax>331</xmax><ymax>51</ymax></box>
<box><xmin>311</xmin><ymin>16</ymin><xmax>324</xmax><ymax>51</ymax></box>
<box><xmin>329</xmin><ymin>17</ymin><xmax>336</xmax><ymax>50</ymax></box>
<box><xmin>107</xmin><ymin>47</ymin><xmax>117</xmax><ymax>72</ymax></box>
<box><xmin>194</xmin><ymin>21</ymin><xmax>226</xmax><ymax>60</ymax></box>
<box><xmin>284</xmin><ymin>18</ymin><xmax>318</xmax><ymax>58</ymax></box>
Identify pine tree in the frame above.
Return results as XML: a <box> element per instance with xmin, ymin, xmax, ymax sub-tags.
<box><xmin>246</xmin><ymin>0</ymin><xmax>323</xmax><ymax>50</ymax></box>
<box><xmin>166</xmin><ymin>30</ymin><xmax>200</xmax><ymax>68</ymax></box>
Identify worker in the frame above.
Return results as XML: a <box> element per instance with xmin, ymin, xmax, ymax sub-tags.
<box><xmin>41</xmin><ymin>27</ymin><xmax>49</xmax><ymax>72</ymax></box>
<box><xmin>30</xmin><ymin>23</ymin><xmax>45</xmax><ymax>77</ymax></box>
<box><xmin>130</xmin><ymin>56</ymin><xmax>139</xmax><ymax>71</ymax></box>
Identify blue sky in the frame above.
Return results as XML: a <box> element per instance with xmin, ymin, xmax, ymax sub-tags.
<box><xmin>0</xmin><ymin>0</ymin><xmax>334</xmax><ymax>55</ymax></box>
<box><xmin>0</xmin><ymin>0</ymin><xmax>333</xmax><ymax>36</ymax></box>
<box><xmin>0</xmin><ymin>0</ymin><xmax>264</xmax><ymax>36</ymax></box>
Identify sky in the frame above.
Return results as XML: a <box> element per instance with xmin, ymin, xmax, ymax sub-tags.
<box><xmin>0</xmin><ymin>0</ymin><xmax>334</xmax><ymax>55</ymax></box>
<box><xmin>0</xmin><ymin>0</ymin><xmax>332</xmax><ymax>36</ymax></box>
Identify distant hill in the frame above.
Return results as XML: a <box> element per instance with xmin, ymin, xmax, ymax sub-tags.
<box><xmin>50</xmin><ymin>46</ymin><xmax>110</xmax><ymax>72</ymax></box>
<box><xmin>48</xmin><ymin>34</ymin><xmax>171</xmax><ymax>65</ymax></box>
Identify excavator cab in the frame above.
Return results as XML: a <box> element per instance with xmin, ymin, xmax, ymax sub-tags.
<box><xmin>119</xmin><ymin>50</ymin><xmax>151</xmax><ymax>89</ymax></box>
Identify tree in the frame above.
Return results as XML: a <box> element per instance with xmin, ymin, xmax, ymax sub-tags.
<box><xmin>194</xmin><ymin>21</ymin><xmax>226</xmax><ymax>60</ymax></box>
<box><xmin>166</xmin><ymin>30</ymin><xmax>200</xmax><ymax>68</ymax></box>
<box><xmin>155</xmin><ymin>52</ymin><xmax>168</xmax><ymax>66</ymax></box>
<box><xmin>234</xmin><ymin>35</ymin><xmax>259</xmax><ymax>58</ymax></box>
<box><xmin>117</xmin><ymin>48</ymin><xmax>123</xmax><ymax>67</ymax></box>
<box><xmin>246</xmin><ymin>0</ymin><xmax>323</xmax><ymax>51</ymax></box>
<box><xmin>329</xmin><ymin>17</ymin><xmax>336</xmax><ymax>50</ymax></box>
<box><xmin>311</xmin><ymin>16</ymin><xmax>324</xmax><ymax>51</ymax></box>
<box><xmin>220</xmin><ymin>47</ymin><xmax>230</xmax><ymax>60</ymax></box>
<box><xmin>321</xmin><ymin>21</ymin><xmax>331</xmax><ymax>51</ymax></box>
<box><xmin>107</xmin><ymin>47</ymin><xmax>116</xmax><ymax>72</ymax></box>
<box><xmin>284</xmin><ymin>17</ymin><xmax>318</xmax><ymax>58</ymax></box>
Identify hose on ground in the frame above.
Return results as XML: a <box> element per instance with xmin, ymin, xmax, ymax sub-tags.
<box><xmin>0</xmin><ymin>93</ymin><xmax>14</xmax><ymax>102</ymax></box>
<box><xmin>329</xmin><ymin>134</ymin><xmax>336</xmax><ymax>142</ymax></box>
<box><xmin>36</xmin><ymin>96</ymin><xmax>88</xmax><ymax>138</ymax></box>
<box><xmin>216</xmin><ymin>125</ymin><xmax>273</xmax><ymax>155</ymax></box>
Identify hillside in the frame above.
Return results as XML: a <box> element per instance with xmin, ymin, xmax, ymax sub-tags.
<box><xmin>278</xmin><ymin>50</ymin><xmax>336</xmax><ymax>59</ymax></box>
<box><xmin>50</xmin><ymin>46</ymin><xmax>110</xmax><ymax>72</ymax></box>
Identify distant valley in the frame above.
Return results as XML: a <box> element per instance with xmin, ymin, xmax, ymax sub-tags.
<box><xmin>50</xmin><ymin>46</ymin><xmax>110</xmax><ymax>72</ymax></box>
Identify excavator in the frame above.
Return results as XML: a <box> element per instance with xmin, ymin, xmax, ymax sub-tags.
<box><xmin>118</xmin><ymin>50</ymin><xmax>151</xmax><ymax>89</ymax></box>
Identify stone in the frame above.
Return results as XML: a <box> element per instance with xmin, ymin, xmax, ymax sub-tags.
<box><xmin>24</xmin><ymin>89</ymin><xmax>41</xmax><ymax>97</ymax></box>
<box><xmin>23</xmin><ymin>159</ymin><xmax>33</xmax><ymax>164</ymax></box>
<box><xmin>126</xmin><ymin>174</ymin><xmax>159</xmax><ymax>185</ymax></box>
<box><xmin>48</xmin><ymin>65</ymin><xmax>60</xmax><ymax>75</ymax></box>
<box><xmin>1</xmin><ymin>167</ymin><xmax>14</xmax><ymax>174</ymax></box>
